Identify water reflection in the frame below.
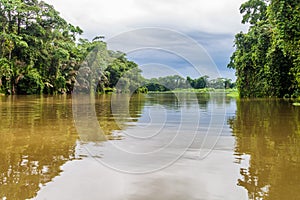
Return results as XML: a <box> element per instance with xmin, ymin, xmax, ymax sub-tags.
<box><xmin>73</xmin><ymin>92</ymin><xmax>233</xmax><ymax>174</ymax></box>
<box><xmin>94</xmin><ymin>94</ymin><xmax>145</xmax><ymax>140</ymax></box>
<box><xmin>0</xmin><ymin>96</ymin><xmax>78</xmax><ymax>200</ymax></box>
<box><xmin>0</xmin><ymin>94</ymin><xmax>146</xmax><ymax>199</ymax></box>
<box><xmin>0</xmin><ymin>93</ymin><xmax>258</xmax><ymax>200</ymax></box>
<box><xmin>146</xmin><ymin>93</ymin><xmax>180</xmax><ymax>109</ymax></box>
<box><xmin>36</xmin><ymin>93</ymin><xmax>246</xmax><ymax>200</ymax></box>
<box><xmin>229</xmin><ymin>99</ymin><xmax>300</xmax><ymax>200</ymax></box>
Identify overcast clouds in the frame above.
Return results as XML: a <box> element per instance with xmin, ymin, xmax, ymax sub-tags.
<box><xmin>45</xmin><ymin>0</ymin><xmax>248</xmax><ymax>80</ymax></box>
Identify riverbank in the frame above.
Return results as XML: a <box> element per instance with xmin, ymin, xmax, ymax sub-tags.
<box><xmin>147</xmin><ymin>88</ymin><xmax>239</xmax><ymax>97</ymax></box>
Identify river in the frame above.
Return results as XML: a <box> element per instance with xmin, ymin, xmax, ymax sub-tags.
<box><xmin>0</xmin><ymin>93</ymin><xmax>299</xmax><ymax>200</ymax></box>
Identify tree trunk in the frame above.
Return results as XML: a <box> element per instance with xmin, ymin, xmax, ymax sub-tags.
<box><xmin>17</xmin><ymin>13</ymin><xmax>21</xmax><ymax>35</ymax></box>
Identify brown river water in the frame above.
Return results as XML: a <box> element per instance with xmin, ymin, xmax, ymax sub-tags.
<box><xmin>0</xmin><ymin>93</ymin><xmax>299</xmax><ymax>200</ymax></box>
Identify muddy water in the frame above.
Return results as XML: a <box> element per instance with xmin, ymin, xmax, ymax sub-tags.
<box><xmin>0</xmin><ymin>94</ymin><xmax>299</xmax><ymax>200</ymax></box>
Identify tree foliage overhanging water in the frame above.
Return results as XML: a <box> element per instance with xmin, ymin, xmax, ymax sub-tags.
<box><xmin>228</xmin><ymin>0</ymin><xmax>300</xmax><ymax>98</ymax></box>
<box><xmin>0</xmin><ymin>0</ymin><xmax>145</xmax><ymax>95</ymax></box>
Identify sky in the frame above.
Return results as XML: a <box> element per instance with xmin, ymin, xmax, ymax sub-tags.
<box><xmin>45</xmin><ymin>0</ymin><xmax>248</xmax><ymax>80</ymax></box>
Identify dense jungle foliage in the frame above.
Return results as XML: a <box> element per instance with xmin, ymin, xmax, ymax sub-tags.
<box><xmin>145</xmin><ymin>75</ymin><xmax>235</xmax><ymax>92</ymax></box>
<box><xmin>0</xmin><ymin>0</ymin><xmax>144</xmax><ymax>94</ymax></box>
<box><xmin>228</xmin><ymin>0</ymin><xmax>300</xmax><ymax>98</ymax></box>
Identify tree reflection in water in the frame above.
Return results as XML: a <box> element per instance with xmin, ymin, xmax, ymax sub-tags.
<box><xmin>229</xmin><ymin>99</ymin><xmax>300</xmax><ymax>200</ymax></box>
<box><xmin>0</xmin><ymin>94</ymin><xmax>146</xmax><ymax>199</ymax></box>
<box><xmin>0</xmin><ymin>96</ymin><xmax>78</xmax><ymax>199</ymax></box>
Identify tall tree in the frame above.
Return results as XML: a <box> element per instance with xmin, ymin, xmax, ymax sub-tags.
<box><xmin>228</xmin><ymin>0</ymin><xmax>300</xmax><ymax>98</ymax></box>
<box><xmin>0</xmin><ymin>0</ymin><xmax>143</xmax><ymax>95</ymax></box>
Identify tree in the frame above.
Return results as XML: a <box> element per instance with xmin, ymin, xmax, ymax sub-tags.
<box><xmin>0</xmin><ymin>0</ymin><xmax>83</xmax><ymax>94</ymax></box>
<box><xmin>186</xmin><ymin>76</ymin><xmax>208</xmax><ymax>89</ymax></box>
<box><xmin>268</xmin><ymin>0</ymin><xmax>300</xmax><ymax>96</ymax></box>
<box><xmin>228</xmin><ymin>0</ymin><xmax>299</xmax><ymax>98</ymax></box>
<box><xmin>0</xmin><ymin>0</ymin><xmax>144</xmax><ymax>95</ymax></box>
<box><xmin>145</xmin><ymin>75</ymin><xmax>188</xmax><ymax>92</ymax></box>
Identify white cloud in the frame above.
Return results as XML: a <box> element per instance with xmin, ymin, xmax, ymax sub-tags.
<box><xmin>45</xmin><ymin>0</ymin><xmax>248</xmax><ymax>80</ymax></box>
<box><xmin>45</xmin><ymin>0</ymin><xmax>247</xmax><ymax>38</ymax></box>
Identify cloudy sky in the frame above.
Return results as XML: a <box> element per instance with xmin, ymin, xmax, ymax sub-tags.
<box><xmin>45</xmin><ymin>0</ymin><xmax>248</xmax><ymax>80</ymax></box>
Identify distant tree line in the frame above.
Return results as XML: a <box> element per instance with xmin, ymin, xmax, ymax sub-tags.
<box><xmin>228</xmin><ymin>0</ymin><xmax>300</xmax><ymax>98</ymax></box>
<box><xmin>144</xmin><ymin>75</ymin><xmax>235</xmax><ymax>92</ymax></box>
